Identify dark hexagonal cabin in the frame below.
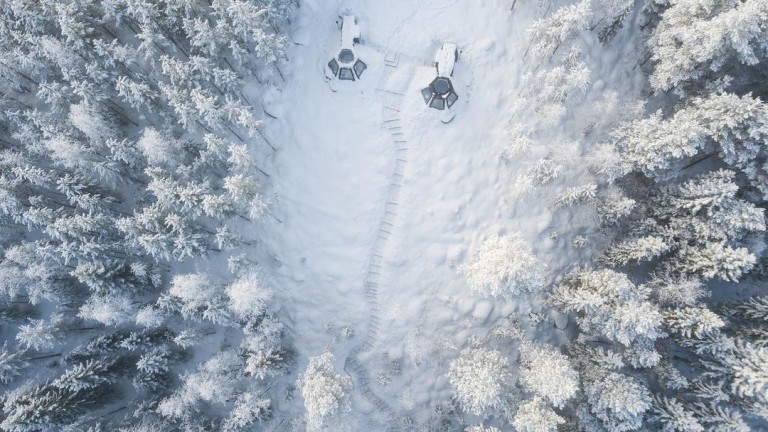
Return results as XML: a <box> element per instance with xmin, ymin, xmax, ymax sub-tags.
<box><xmin>421</xmin><ymin>77</ymin><xmax>458</xmax><ymax>110</ymax></box>
<box><xmin>328</xmin><ymin>49</ymin><xmax>367</xmax><ymax>81</ymax></box>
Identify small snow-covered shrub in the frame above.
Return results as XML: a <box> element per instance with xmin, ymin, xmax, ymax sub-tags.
<box><xmin>462</xmin><ymin>233</ymin><xmax>545</xmax><ymax>299</ymax></box>
<box><xmin>447</xmin><ymin>348</ymin><xmax>511</xmax><ymax>415</ymax></box>
<box><xmin>299</xmin><ymin>352</ymin><xmax>351</xmax><ymax>431</ymax></box>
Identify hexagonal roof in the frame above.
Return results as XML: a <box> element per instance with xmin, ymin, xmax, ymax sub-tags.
<box><xmin>422</xmin><ymin>76</ymin><xmax>459</xmax><ymax>110</ymax></box>
<box><xmin>339</xmin><ymin>49</ymin><xmax>355</xmax><ymax>64</ymax></box>
<box><xmin>430</xmin><ymin>77</ymin><xmax>452</xmax><ymax>96</ymax></box>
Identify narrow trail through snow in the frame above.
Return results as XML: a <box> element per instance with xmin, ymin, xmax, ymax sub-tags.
<box><xmin>343</xmin><ymin>92</ymin><xmax>411</xmax><ymax>429</ymax></box>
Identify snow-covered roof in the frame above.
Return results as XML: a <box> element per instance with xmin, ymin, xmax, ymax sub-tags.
<box><xmin>436</xmin><ymin>43</ymin><xmax>457</xmax><ymax>77</ymax></box>
<box><xmin>341</xmin><ymin>15</ymin><xmax>361</xmax><ymax>49</ymax></box>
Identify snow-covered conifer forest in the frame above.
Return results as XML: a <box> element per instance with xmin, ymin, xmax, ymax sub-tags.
<box><xmin>0</xmin><ymin>0</ymin><xmax>766</xmax><ymax>430</ymax></box>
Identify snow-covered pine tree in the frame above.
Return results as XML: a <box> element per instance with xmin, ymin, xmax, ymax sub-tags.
<box><xmin>584</xmin><ymin>371</ymin><xmax>652</xmax><ymax>432</ymax></box>
<box><xmin>513</xmin><ymin>396</ymin><xmax>566</xmax><ymax>432</ymax></box>
<box><xmin>614</xmin><ymin>94</ymin><xmax>768</xmax><ymax>187</ymax></box>
<box><xmin>648</xmin><ymin>393</ymin><xmax>704</xmax><ymax>432</ymax></box>
<box><xmin>221</xmin><ymin>392</ymin><xmax>271</xmax><ymax>431</ymax></box>
<box><xmin>461</xmin><ymin>233</ymin><xmax>545</xmax><ymax>299</ymax></box>
<box><xmin>551</xmin><ymin>269</ymin><xmax>664</xmax><ymax>367</ymax></box>
<box><xmin>519</xmin><ymin>342</ymin><xmax>579</xmax><ymax>408</ymax></box>
<box><xmin>447</xmin><ymin>348</ymin><xmax>512</xmax><ymax>416</ymax></box>
<box><xmin>225</xmin><ymin>271</ymin><xmax>272</xmax><ymax>322</ymax></box>
<box><xmin>604</xmin><ymin>169</ymin><xmax>764</xmax><ymax>281</ymax></box>
<box><xmin>298</xmin><ymin>352</ymin><xmax>352</xmax><ymax>432</ymax></box>
<box><xmin>16</xmin><ymin>318</ymin><xmax>58</xmax><ymax>351</ymax></box>
<box><xmin>525</xmin><ymin>0</ymin><xmax>591</xmax><ymax>63</ymax></box>
<box><xmin>165</xmin><ymin>273</ymin><xmax>231</xmax><ymax>325</ymax></box>
<box><xmin>0</xmin><ymin>344</ymin><xmax>28</xmax><ymax>385</ymax></box>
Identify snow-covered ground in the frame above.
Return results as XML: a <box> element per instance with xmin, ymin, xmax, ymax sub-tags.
<box><xmin>259</xmin><ymin>0</ymin><xmax>644</xmax><ymax>427</ymax></box>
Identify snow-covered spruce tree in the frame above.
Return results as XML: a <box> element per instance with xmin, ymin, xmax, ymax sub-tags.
<box><xmin>648</xmin><ymin>394</ymin><xmax>704</xmax><ymax>432</ymax></box>
<box><xmin>655</xmin><ymin>304</ymin><xmax>768</xmax><ymax>430</ymax></box>
<box><xmin>78</xmin><ymin>293</ymin><xmax>136</xmax><ymax>326</ymax></box>
<box><xmin>461</xmin><ymin>233</ymin><xmax>545</xmax><ymax>299</ymax></box>
<box><xmin>514</xmin><ymin>156</ymin><xmax>564</xmax><ymax>196</ymax></box>
<box><xmin>646</xmin><ymin>274</ymin><xmax>709</xmax><ymax>308</ymax></box>
<box><xmin>0</xmin><ymin>344</ymin><xmax>28</xmax><ymax>385</ymax></box>
<box><xmin>562</xmin><ymin>344</ymin><xmax>652</xmax><ymax>432</ymax></box>
<box><xmin>524</xmin><ymin>56</ymin><xmax>591</xmax><ymax>126</ymax></box>
<box><xmin>447</xmin><ymin>348</ymin><xmax>512</xmax><ymax>416</ymax></box>
<box><xmin>613</xmin><ymin>93</ymin><xmax>768</xmax><ymax>188</ymax></box>
<box><xmin>525</xmin><ymin>0</ymin><xmax>591</xmax><ymax>63</ymax></box>
<box><xmin>648</xmin><ymin>0</ymin><xmax>768</xmax><ymax>93</ymax></box>
<box><xmin>158</xmin><ymin>351</ymin><xmax>247</xmax><ymax>425</ymax></box>
<box><xmin>590</xmin><ymin>0</ymin><xmax>634</xmax><ymax>43</ymax></box>
<box><xmin>553</xmin><ymin>183</ymin><xmax>597</xmax><ymax>208</ymax></box>
<box><xmin>604</xmin><ymin>169</ymin><xmax>764</xmax><ymax>281</ymax></box>
<box><xmin>15</xmin><ymin>318</ymin><xmax>59</xmax><ymax>351</ymax></box>
<box><xmin>1</xmin><ymin>360</ymin><xmax>118</xmax><ymax>432</ymax></box>
<box><xmin>723</xmin><ymin>296</ymin><xmax>768</xmax><ymax>345</ymax></box>
<box><xmin>242</xmin><ymin>313</ymin><xmax>287</xmax><ymax>381</ymax></box>
<box><xmin>551</xmin><ymin>269</ymin><xmax>664</xmax><ymax>367</ymax></box>
<box><xmin>298</xmin><ymin>352</ymin><xmax>352</xmax><ymax>432</ymax></box>
<box><xmin>584</xmin><ymin>371</ymin><xmax>652</xmax><ymax>432</ymax></box>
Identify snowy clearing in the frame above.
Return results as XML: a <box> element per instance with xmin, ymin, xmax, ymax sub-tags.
<box><xmin>260</xmin><ymin>0</ymin><xmax>644</xmax><ymax>426</ymax></box>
